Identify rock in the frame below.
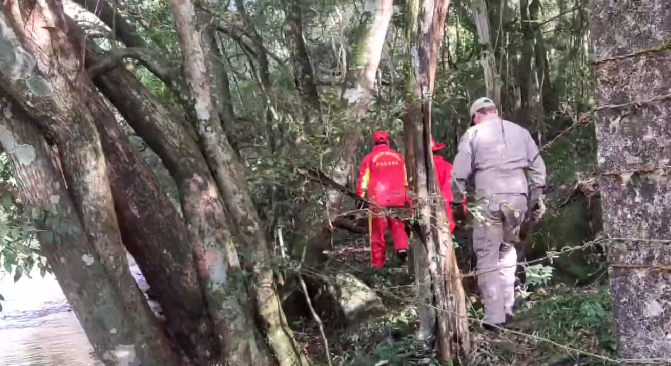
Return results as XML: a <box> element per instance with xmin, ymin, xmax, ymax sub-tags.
<box><xmin>334</xmin><ymin>273</ymin><xmax>386</xmax><ymax>324</ymax></box>
<box><xmin>301</xmin><ymin>272</ymin><xmax>386</xmax><ymax>327</ymax></box>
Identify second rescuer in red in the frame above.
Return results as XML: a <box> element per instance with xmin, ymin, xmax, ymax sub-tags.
<box><xmin>357</xmin><ymin>131</ymin><xmax>411</xmax><ymax>268</ymax></box>
<box><xmin>431</xmin><ymin>137</ymin><xmax>466</xmax><ymax>233</ymax></box>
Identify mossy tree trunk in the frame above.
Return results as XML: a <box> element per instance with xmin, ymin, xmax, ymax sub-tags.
<box><xmin>81</xmin><ymin>77</ymin><xmax>215</xmax><ymax>363</ymax></box>
<box><xmin>590</xmin><ymin>0</ymin><xmax>671</xmax><ymax>360</ymax></box>
<box><xmin>0</xmin><ymin>97</ymin><xmax>177</xmax><ymax>366</ymax></box>
<box><xmin>402</xmin><ymin>0</ymin><xmax>471</xmax><ymax>361</ymax></box>
<box><xmin>68</xmin><ymin>16</ymin><xmax>274</xmax><ymax>363</ymax></box>
<box><xmin>167</xmin><ymin>0</ymin><xmax>310</xmax><ymax>364</ymax></box>
<box><xmin>471</xmin><ymin>0</ymin><xmax>501</xmax><ymax>107</ymax></box>
<box><xmin>0</xmin><ymin>2</ymin><xmax>181</xmax><ymax>364</ymax></box>
<box><xmin>284</xmin><ymin>0</ymin><xmax>324</xmax><ymax>136</ymax></box>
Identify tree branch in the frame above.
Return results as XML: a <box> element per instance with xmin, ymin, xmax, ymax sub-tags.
<box><xmin>87</xmin><ymin>47</ymin><xmax>182</xmax><ymax>83</ymax></box>
<box><xmin>210</xmin><ymin>18</ymin><xmax>286</xmax><ymax>65</ymax></box>
<box><xmin>71</xmin><ymin>0</ymin><xmax>148</xmax><ymax>49</ymax></box>
<box><xmin>71</xmin><ymin>0</ymin><xmax>188</xmax><ymax>95</ymax></box>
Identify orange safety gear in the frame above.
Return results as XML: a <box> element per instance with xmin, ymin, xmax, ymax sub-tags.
<box><xmin>432</xmin><ymin>138</ymin><xmax>465</xmax><ymax>232</ymax></box>
<box><xmin>357</xmin><ymin>133</ymin><xmax>410</xmax><ymax>267</ymax></box>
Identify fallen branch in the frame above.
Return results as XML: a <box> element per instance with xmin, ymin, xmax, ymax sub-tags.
<box><xmin>294</xmin><ymin>238</ymin><xmax>332</xmax><ymax>366</ymax></box>
<box><xmin>332</xmin><ymin>217</ymin><xmax>367</xmax><ymax>234</ymax></box>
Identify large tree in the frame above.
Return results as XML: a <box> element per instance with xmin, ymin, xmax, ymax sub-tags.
<box><xmin>0</xmin><ymin>2</ymin><xmax>182</xmax><ymax>363</ymax></box>
<box><xmin>590</xmin><ymin>0</ymin><xmax>671</xmax><ymax>361</ymax></box>
<box><xmin>403</xmin><ymin>0</ymin><xmax>471</xmax><ymax>361</ymax></box>
<box><xmin>0</xmin><ymin>0</ymin><xmax>303</xmax><ymax>364</ymax></box>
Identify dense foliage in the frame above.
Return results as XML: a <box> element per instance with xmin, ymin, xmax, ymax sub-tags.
<box><xmin>0</xmin><ymin>0</ymin><xmax>622</xmax><ymax>364</ymax></box>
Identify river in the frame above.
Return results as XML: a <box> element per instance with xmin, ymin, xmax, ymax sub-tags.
<box><xmin>0</xmin><ymin>255</ymin><xmax>152</xmax><ymax>366</ymax></box>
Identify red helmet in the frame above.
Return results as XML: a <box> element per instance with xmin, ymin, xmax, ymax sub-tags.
<box><xmin>373</xmin><ymin>131</ymin><xmax>390</xmax><ymax>144</ymax></box>
<box><xmin>431</xmin><ymin>137</ymin><xmax>446</xmax><ymax>152</ymax></box>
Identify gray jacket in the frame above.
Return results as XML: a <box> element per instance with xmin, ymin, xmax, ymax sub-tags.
<box><xmin>451</xmin><ymin>116</ymin><xmax>547</xmax><ymax>203</ymax></box>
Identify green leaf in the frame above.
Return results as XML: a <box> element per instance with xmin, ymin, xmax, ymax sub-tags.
<box><xmin>24</xmin><ymin>256</ymin><xmax>35</xmax><ymax>273</ymax></box>
<box><xmin>14</xmin><ymin>266</ymin><xmax>23</xmax><ymax>282</ymax></box>
<box><xmin>3</xmin><ymin>261</ymin><xmax>12</xmax><ymax>274</ymax></box>
<box><xmin>4</xmin><ymin>250</ymin><xmax>17</xmax><ymax>265</ymax></box>
<box><xmin>0</xmin><ymin>192</ymin><xmax>14</xmax><ymax>209</ymax></box>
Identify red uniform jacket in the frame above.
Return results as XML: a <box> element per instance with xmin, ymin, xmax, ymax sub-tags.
<box><xmin>434</xmin><ymin>155</ymin><xmax>464</xmax><ymax>232</ymax></box>
<box><xmin>357</xmin><ymin>144</ymin><xmax>409</xmax><ymax>208</ymax></box>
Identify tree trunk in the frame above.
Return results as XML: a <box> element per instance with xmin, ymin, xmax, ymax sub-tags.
<box><xmin>516</xmin><ymin>0</ymin><xmax>534</xmax><ymax>125</ymax></box>
<box><xmin>403</xmin><ymin>0</ymin><xmax>471</xmax><ymax>361</ymax></box>
<box><xmin>284</xmin><ymin>0</ymin><xmax>324</xmax><ymax>135</ymax></box>
<box><xmin>167</xmin><ymin>1</ymin><xmax>310</xmax><ymax>365</ymax></box>
<box><xmin>335</xmin><ymin>0</ymin><xmax>394</xmax><ymax>189</ymax></box>
<box><xmin>81</xmin><ymin>78</ymin><xmax>215</xmax><ymax>364</ymax></box>
<box><xmin>471</xmin><ymin>0</ymin><xmax>501</xmax><ymax>107</ymax></box>
<box><xmin>528</xmin><ymin>0</ymin><xmax>556</xmax><ymax>114</ymax></box>
<box><xmin>206</xmin><ymin>28</ymin><xmax>242</xmax><ymax>156</ymax></box>
<box><xmin>66</xmin><ymin>17</ymin><xmax>275</xmax><ymax>364</ymax></box>
<box><xmin>590</xmin><ymin>0</ymin><xmax>671</xmax><ymax>361</ymax></box>
<box><xmin>0</xmin><ymin>99</ymin><xmax>167</xmax><ymax>366</ymax></box>
<box><xmin>0</xmin><ymin>3</ymin><xmax>180</xmax><ymax>364</ymax></box>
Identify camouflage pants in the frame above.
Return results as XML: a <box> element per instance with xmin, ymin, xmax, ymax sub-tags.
<box><xmin>472</xmin><ymin>194</ymin><xmax>527</xmax><ymax>325</ymax></box>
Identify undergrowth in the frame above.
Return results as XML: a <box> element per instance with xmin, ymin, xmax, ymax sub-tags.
<box><xmin>292</xmin><ymin>235</ymin><xmax>615</xmax><ymax>366</ymax></box>
<box><xmin>329</xmin><ymin>283</ymin><xmax>614</xmax><ymax>366</ymax></box>
<box><xmin>321</xmin><ymin>268</ymin><xmax>614</xmax><ymax>366</ymax></box>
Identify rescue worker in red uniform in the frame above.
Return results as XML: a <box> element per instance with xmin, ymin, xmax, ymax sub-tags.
<box><xmin>431</xmin><ymin>138</ymin><xmax>457</xmax><ymax>232</ymax></box>
<box><xmin>357</xmin><ymin>131</ymin><xmax>411</xmax><ymax>268</ymax></box>
<box><xmin>432</xmin><ymin>138</ymin><xmax>467</xmax><ymax>232</ymax></box>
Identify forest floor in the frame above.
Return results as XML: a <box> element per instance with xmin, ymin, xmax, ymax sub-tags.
<box><xmin>290</xmin><ymin>232</ymin><xmax>617</xmax><ymax>366</ymax></box>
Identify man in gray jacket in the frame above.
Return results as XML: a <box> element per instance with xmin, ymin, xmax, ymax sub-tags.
<box><xmin>451</xmin><ymin>97</ymin><xmax>546</xmax><ymax>331</ymax></box>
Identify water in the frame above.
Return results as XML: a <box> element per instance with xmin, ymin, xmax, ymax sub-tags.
<box><xmin>0</xmin><ymin>255</ymin><xmax>152</xmax><ymax>366</ymax></box>
<box><xmin>0</xmin><ymin>271</ymin><xmax>102</xmax><ymax>366</ymax></box>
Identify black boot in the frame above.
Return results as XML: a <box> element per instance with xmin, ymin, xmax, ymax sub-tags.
<box><xmin>397</xmin><ymin>249</ymin><xmax>408</xmax><ymax>264</ymax></box>
<box><xmin>482</xmin><ymin>322</ymin><xmax>505</xmax><ymax>334</ymax></box>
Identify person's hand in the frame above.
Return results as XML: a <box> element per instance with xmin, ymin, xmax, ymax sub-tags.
<box><xmin>529</xmin><ymin>198</ymin><xmax>546</xmax><ymax>223</ymax></box>
<box><xmin>451</xmin><ymin>202</ymin><xmax>466</xmax><ymax>223</ymax></box>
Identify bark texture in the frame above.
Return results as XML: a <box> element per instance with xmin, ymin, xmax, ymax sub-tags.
<box><xmin>471</xmin><ymin>0</ymin><xmax>501</xmax><ymax>107</ymax></box>
<box><xmin>284</xmin><ymin>0</ymin><xmax>323</xmax><ymax>135</ymax></box>
<box><xmin>403</xmin><ymin>0</ymin><xmax>470</xmax><ymax>361</ymax></box>
<box><xmin>590</xmin><ymin>0</ymin><xmax>671</xmax><ymax>361</ymax></box>
<box><xmin>0</xmin><ymin>2</ymin><xmax>180</xmax><ymax>365</ymax></box>
<box><xmin>81</xmin><ymin>79</ymin><xmax>214</xmax><ymax>363</ymax></box>
<box><xmin>168</xmin><ymin>0</ymin><xmax>308</xmax><ymax>364</ymax></box>
<box><xmin>0</xmin><ymin>97</ymin><xmax>173</xmax><ymax>366</ymax></box>
<box><xmin>66</xmin><ymin>16</ymin><xmax>273</xmax><ymax>364</ymax></box>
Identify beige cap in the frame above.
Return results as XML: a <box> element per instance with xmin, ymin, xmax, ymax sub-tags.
<box><xmin>469</xmin><ymin>97</ymin><xmax>497</xmax><ymax>117</ymax></box>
